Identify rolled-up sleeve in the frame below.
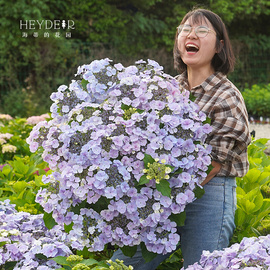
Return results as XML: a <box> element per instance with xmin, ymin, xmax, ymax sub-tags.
<box><xmin>179</xmin><ymin>71</ymin><xmax>251</xmax><ymax>177</ymax></box>
<box><xmin>207</xmin><ymin>91</ymin><xmax>251</xmax><ymax>177</ymax></box>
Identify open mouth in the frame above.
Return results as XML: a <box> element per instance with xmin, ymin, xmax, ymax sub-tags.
<box><xmin>186</xmin><ymin>44</ymin><xmax>199</xmax><ymax>53</ymax></box>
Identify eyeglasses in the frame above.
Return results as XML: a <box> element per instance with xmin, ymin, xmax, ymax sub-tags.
<box><xmin>177</xmin><ymin>25</ymin><xmax>216</xmax><ymax>38</ymax></box>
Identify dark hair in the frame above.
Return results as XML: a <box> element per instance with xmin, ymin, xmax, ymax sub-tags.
<box><xmin>173</xmin><ymin>8</ymin><xmax>235</xmax><ymax>75</ymax></box>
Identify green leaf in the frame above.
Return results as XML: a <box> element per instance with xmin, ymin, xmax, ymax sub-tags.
<box><xmin>35</xmin><ymin>174</ymin><xmax>47</xmax><ymax>187</ymax></box>
<box><xmin>238</xmin><ymin>198</ymin><xmax>256</xmax><ymax>214</ymax></box>
<box><xmin>203</xmin><ymin>116</ymin><xmax>212</xmax><ymax>125</ymax></box>
<box><xmin>50</xmin><ymin>256</ymin><xmax>70</xmax><ymax>266</ymax></box>
<box><xmin>139</xmin><ymin>175</ymin><xmax>149</xmax><ymax>185</ymax></box>
<box><xmin>171</xmin><ymin>167</ymin><xmax>183</xmax><ymax>176</ymax></box>
<box><xmin>2</xmin><ymin>261</ymin><xmax>17</xmax><ymax>270</ymax></box>
<box><xmin>26</xmin><ymin>165</ymin><xmax>37</xmax><ymax>175</ymax></box>
<box><xmin>81</xmin><ymin>258</ymin><xmax>99</xmax><ymax>266</ymax></box>
<box><xmin>250</xmin><ymin>227</ymin><xmax>262</xmax><ymax>237</ymax></box>
<box><xmin>12</xmin><ymin>181</ymin><xmax>28</xmax><ymax>194</ymax></box>
<box><xmin>13</xmin><ymin>159</ymin><xmax>28</xmax><ymax>174</ymax></box>
<box><xmin>244</xmin><ymin>168</ymin><xmax>262</xmax><ymax>184</ymax></box>
<box><xmin>120</xmin><ymin>245</ymin><xmax>138</xmax><ymax>257</ymax></box>
<box><xmin>193</xmin><ymin>185</ymin><xmax>205</xmax><ymax>199</ymax></box>
<box><xmin>90</xmin><ymin>197</ymin><xmax>109</xmax><ymax>213</ymax></box>
<box><xmin>92</xmin><ymin>263</ymin><xmax>109</xmax><ymax>269</ymax></box>
<box><xmin>236</xmin><ymin>186</ymin><xmax>246</xmax><ymax>196</ymax></box>
<box><xmin>156</xmin><ymin>179</ymin><xmax>171</xmax><ymax>197</ymax></box>
<box><xmin>189</xmin><ymin>93</ymin><xmax>196</xmax><ymax>102</ymax></box>
<box><xmin>70</xmin><ymin>200</ymin><xmax>87</xmax><ymax>214</ymax></box>
<box><xmin>140</xmin><ymin>242</ymin><xmax>157</xmax><ymax>263</ymax></box>
<box><xmin>17</xmin><ymin>189</ymin><xmax>27</xmax><ymax>200</ymax></box>
<box><xmin>253</xmin><ymin>138</ymin><xmax>269</xmax><ymax>148</ymax></box>
<box><xmin>251</xmin><ymin>192</ymin><xmax>264</xmax><ymax>212</ymax></box>
<box><xmin>25</xmin><ymin>189</ymin><xmax>35</xmax><ymax>203</ymax></box>
<box><xmin>0</xmin><ymin>241</ymin><xmax>8</xmax><ymax>247</ymax></box>
<box><xmin>76</xmin><ymin>246</ymin><xmax>95</xmax><ymax>258</ymax></box>
<box><xmin>121</xmin><ymin>104</ymin><xmax>130</xmax><ymax>110</ymax></box>
<box><xmin>251</xmin><ymin>207</ymin><xmax>270</xmax><ymax>227</ymax></box>
<box><xmin>64</xmin><ymin>222</ymin><xmax>74</xmax><ymax>233</ymax></box>
<box><xmin>43</xmin><ymin>211</ymin><xmax>57</xmax><ymax>229</ymax></box>
<box><xmin>206</xmin><ymin>164</ymin><xmax>214</xmax><ymax>175</ymax></box>
<box><xmin>36</xmin><ymin>253</ymin><xmax>48</xmax><ymax>260</ymax></box>
<box><xmin>8</xmin><ymin>197</ymin><xmax>27</xmax><ymax>207</ymax></box>
<box><xmin>1</xmin><ymin>187</ymin><xmax>14</xmax><ymax>193</ymax></box>
<box><xmin>1</xmin><ymin>165</ymin><xmax>11</xmax><ymax>176</ymax></box>
<box><xmin>81</xmin><ymin>79</ymin><xmax>88</xmax><ymax>90</ymax></box>
<box><xmin>169</xmin><ymin>211</ymin><xmax>186</xmax><ymax>227</ymax></box>
<box><xmin>163</xmin><ymin>248</ymin><xmax>182</xmax><ymax>264</ymax></box>
<box><xmin>143</xmin><ymin>154</ymin><xmax>155</xmax><ymax>168</ymax></box>
<box><xmin>258</xmin><ymin>172</ymin><xmax>270</xmax><ymax>185</ymax></box>
<box><xmin>235</xmin><ymin>208</ymin><xmax>247</xmax><ymax>226</ymax></box>
<box><xmin>260</xmin><ymin>199</ymin><xmax>270</xmax><ymax>212</ymax></box>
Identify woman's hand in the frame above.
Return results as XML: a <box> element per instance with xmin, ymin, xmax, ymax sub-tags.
<box><xmin>201</xmin><ymin>160</ymin><xmax>222</xmax><ymax>186</ymax></box>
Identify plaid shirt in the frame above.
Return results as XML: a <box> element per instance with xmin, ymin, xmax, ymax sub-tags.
<box><xmin>177</xmin><ymin>72</ymin><xmax>251</xmax><ymax>177</ymax></box>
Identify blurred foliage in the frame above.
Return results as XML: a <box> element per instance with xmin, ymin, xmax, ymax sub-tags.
<box><xmin>0</xmin><ymin>117</ymin><xmax>33</xmax><ymax>162</ymax></box>
<box><xmin>229</xmin><ymin>35</ymin><xmax>270</xmax><ymax>88</ymax></box>
<box><xmin>0</xmin><ymin>115</ymin><xmax>49</xmax><ymax>214</ymax></box>
<box><xmin>50</xmin><ymin>255</ymin><xmax>133</xmax><ymax>270</ymax></box>
<box><xmin>156</xmin><ymin>248</ymin><xmax>183</xmax><ymax>269</ymax></box>
<box><xmin>0</xmin><ymin>0</ymin><xmax>270</xmax><ymax>117</ymax></box>
<box><xmin>0</xmin><ymin>154</ymin><xmax>49</xmax><ymax>214</ymax></box>
<box><xmin>242</xmin><ymin>83</ymin><xmax>270</xmax><ymax>118</ymax></box>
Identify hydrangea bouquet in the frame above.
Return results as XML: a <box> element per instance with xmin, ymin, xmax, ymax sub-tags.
<box><xmin>27</xmin><ymin>59</ymin><xmax>212</xmax><ymax>258</ymax></box>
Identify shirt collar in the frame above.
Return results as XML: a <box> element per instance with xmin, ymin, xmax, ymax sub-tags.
<box><xmin>177</xmin><ymin>71</ymin><xmax>227</xmax><ymax>93</ymax></box>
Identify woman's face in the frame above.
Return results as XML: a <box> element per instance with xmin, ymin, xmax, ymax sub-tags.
<box><xmin>177</xmin><ymin>16</ymin><xmax>217</xmax><ymax>72</ymax></box>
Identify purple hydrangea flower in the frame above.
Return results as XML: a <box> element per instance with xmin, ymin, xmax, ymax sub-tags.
<box><xmin>184</xmin><ymin>235</ymin><xmax>270</xmax><ymax>270</ymax></box>
<box><xmin>0</xmin><ymin>201</ymin><xmax>72</xmax><ymax>269</ymax></box>
<box><xmin>27</xmin><ymin>58</ymin><xmax>213</xmax><ymax>255</ymax></box>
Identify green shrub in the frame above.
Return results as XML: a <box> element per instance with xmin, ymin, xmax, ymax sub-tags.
<box><xmin>242</xmin><ymin>84</ymin><xmax>270</xmax><ymax>118</ymax></box>
<box><xmin>50</xmin><ymin>255</ymin><xmax>133</xmax><ymax>270</ymax></box>
<box><xmin>0</xmin><ymin>115</ymin><xmax>50</xmax><ymax>214</ymax></box>
<box><xmin>0</xmin><ymin>116</ymin><xmax>33</xmax><ymax>163</ymax></box>
<box><xmin>232</xmin><ymin>138</ymin><xmax>270</xmax><ymax>244</ymax></box>
<box><xmin>0</xmin><ymin>154</ymin><xmax>49</xmax><ymax>214</ymax></box>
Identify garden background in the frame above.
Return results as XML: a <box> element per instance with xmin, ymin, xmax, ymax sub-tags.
<box><xmin>1</xmin><ymin>0</ymin><xmax>270</xmax><ymax>269</ymax></box>
<box><xmin>0</xmin><ymin>0</ymin><xmax>270</xmax><ymax>118</ymax></box>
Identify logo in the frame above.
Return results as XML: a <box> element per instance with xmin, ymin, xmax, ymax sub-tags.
<box><xmin>19</xmin><ymin>20</ymin><xmax>75</xmax><ymax>38</ymax></box>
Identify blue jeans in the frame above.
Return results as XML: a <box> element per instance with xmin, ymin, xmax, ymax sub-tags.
<box><xmin>110</xmin><ymin>176</ymin><xmax>237</xmax><ymax>269</ymax></box>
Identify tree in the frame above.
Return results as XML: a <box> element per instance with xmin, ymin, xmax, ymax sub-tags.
<box><xmin>0</xmin><ymin>0</ymin><xmax>269</xmax><ymax>116</ymax></box>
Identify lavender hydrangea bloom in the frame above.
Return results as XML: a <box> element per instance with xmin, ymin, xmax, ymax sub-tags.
<box><xmin>27</xmin><ymin>59</ymin><xmax>213</xmax><ymax>255</ymax></box>
<box><xmin>184</xmin><ymin>235</ymin><xmax>270</xmax><ymax>270</ymax></box>
<box><xmin>0</xmin><ymin>201</ymin><xmax>72</xmax><ymax>269</ymax></box>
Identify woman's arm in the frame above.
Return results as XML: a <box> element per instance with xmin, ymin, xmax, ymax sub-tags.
<box><xmin>201</xmin><ymin>160</ymin><xmax>222</xmax><ymax>186</ymax></box>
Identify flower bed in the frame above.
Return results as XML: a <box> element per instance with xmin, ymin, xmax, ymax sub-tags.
<box><xmin>0</xmin><ymin>200</ymin><xmax>72</xmax><ymax>269</ymax></box>
<box><xmin>184</xmin><ymin>235</ymin><xmax>270</xmax><ymax>269</ymax></box>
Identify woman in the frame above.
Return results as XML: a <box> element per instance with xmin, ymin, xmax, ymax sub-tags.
<box><xmin>174</xmin><ymin>8</ymin><xmax>251</xmax><ymax>268</ymax></box>
<box><xmin>111</xmin><ymin>8</ymin><xmax>251</xmax><ymax>269</ymax></box>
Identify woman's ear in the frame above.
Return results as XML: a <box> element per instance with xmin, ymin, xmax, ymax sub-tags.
<box><xmin>216</xmin><ymin>40</ymin><xmax>224</xmax><ymax>53</ymax></box>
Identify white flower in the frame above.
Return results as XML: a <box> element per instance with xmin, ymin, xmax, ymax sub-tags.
<box><xmin>2</xmin><ymin>144</ymin><xmax>17</xmax><ymax>153</ymax></box>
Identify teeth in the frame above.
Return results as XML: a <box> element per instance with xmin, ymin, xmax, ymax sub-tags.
<box><xmin>186</xmin><ymin>44</ymin><xmax>199</xmax><ymax>49</ymax></box>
